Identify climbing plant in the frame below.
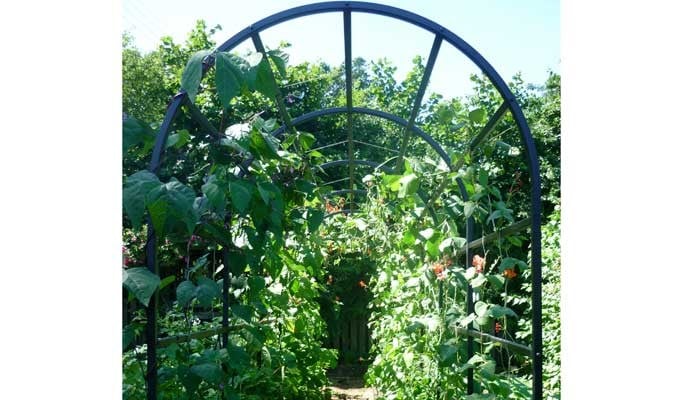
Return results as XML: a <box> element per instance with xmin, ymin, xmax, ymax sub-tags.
<box><xmin>123</xmin><ymin>17</ymin><xmax>560</xmax><ymax>399</ymax></box>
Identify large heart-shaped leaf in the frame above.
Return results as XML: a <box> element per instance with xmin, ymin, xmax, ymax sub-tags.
<box><xmin>228</xmin><ymin>180</ymin><xmax>252</xmax><ymax>214</ymax></box>
<box><xmin>181</xmin><ymin>50</ymin><xmax>210</xmax><ymax>102</ymax></box>
<box><xmin>438</xmin><ymin>344</ymin><xmax>459</xmax><ymax>367</ymax></box>
<box><xmin>398</xmin><ymin>173</ymin><xmax>419</xmax><ymax>198</ymax></box>
<box><xmin>202</xmin><ymin>175</ymin><xmax>226</xmax><ymax>212</ymax></box>
<box><xmin>176</xmin><ymin>280</ymin><xmax>196</xmax><ymax>306</ymax></box>
<box><xmin>123</xmin><ymin>267</ymin><xmax>161</xmax><ymax>306</ymax></box>
<box><xmin>215</xmin><ymin>52</ymin><xmax>247</xmax><ymax>107</ymax></box>
<box><xmin>123</xmin><ymin>117</ymin><xmax>154</xmax><ymax>151</ymax></box>
<box><xmin>123</xmin><ymin>170</ymin><xmax>161</xmax><ymax>230</ymax></box>
<box><xmin>195</xmin><ymin>277</ymin><xmax>220</xmax><ymax>308</ymax></box>
<box><xmin>190</xmin><ymin>363</ymin><xmax>222</xmax><ymax>384</ymax></box>
<box><xmin>252</xmin><ymin>58</ymin><xmax>276</xmax><ymax>100</ymax></box>
<box><xmin>146</xmin><ymin>178</ymin><xmax>197</xmax><ymax>236</ymax></box>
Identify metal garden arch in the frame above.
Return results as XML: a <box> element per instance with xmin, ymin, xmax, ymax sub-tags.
<box><xmin>143</xmin><ymin>2</ymin><xmax>543</xmax><ymax>398</ymax></box>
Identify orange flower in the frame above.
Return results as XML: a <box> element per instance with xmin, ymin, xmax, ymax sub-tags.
<box><xmin>472</xmin><ymin>255</ymin><xmax>486</xmax><ymax>274</ymax></box>
<box><xmin>503</xmin><ymin>268</ymin><xmax>517</xmax><ymax>279</ymax></box>
<box><xmin>358</xmin><ymin>280</ymin><xmax>367</xmax><ymax>288</ymax></box>
<box><xmin>432</xmin><ymin>263</ymin><xmax>444</xmax><ymax>275</ymax></box>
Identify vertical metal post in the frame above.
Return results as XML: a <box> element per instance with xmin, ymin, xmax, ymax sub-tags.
<box><xmin>145</xmin><ymin>223</ymin><xmax>158</xmax><ymax>400</ymax></box>
<box><xmin>143</xmin><ymin>93</ymin><xmax>185</xmax><ymax>400</ymax></box>
<box><xmin>465</xmin><ymin>218</ymin><xmax>475</xmax><ymax>394</ymax></box>
<box><xmin>222</xmin><ymin>247</ymin><xmax>230</xmax><ymax>348</ymax></box>
<box><xmin>343</xmin><ymin>10</ymin><xmax>355</xmax><ymax>211</ymax></box>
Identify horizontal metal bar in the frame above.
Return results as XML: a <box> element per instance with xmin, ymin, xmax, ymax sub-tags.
<box><xmin>322</xmin><ymin>176</ymin><xmax>351</xmax><ymax>186</ymax></box>
<box><xmin>324</xmin><ymin>209</ymin><xmax>355</xmax><ymax>219</ymax></box>
<box><xmin>353</xmin><ymin>140</ymin><xmax>399</xmax><ymax>153</ymax></box>
<box><xmin>318</xmin><ymin>159</ymin><xmax>395</xmax><ymax>173</ymax></box>
<box><xmin>270</xmin><ymin>107</ymin><xmax>452</xmax><ymax>166</ymax></box>
<box><xmin>156</xmin><ymin>326</ymin><xmax>232</xmax><ymax>347</ymax></box>
<box><xmin>329</xmin><ymin>189</ymin><xmax>367</xmax><ymax>197</ymax></box>
<box><xmin>309</xmin><ymin>140</ymin><xmax>348</xmax><ymax>152</ymax></box>
<box><xmin>455</xmin><ymin>327</ymin><xmax>533</xmax><ymax>356</ymax></box>
<box><xmin>468</xmin><ymin>217</ymin><xmax>531</xmax><ymax>250</ymax></box>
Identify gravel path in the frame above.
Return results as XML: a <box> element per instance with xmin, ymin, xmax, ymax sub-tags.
<box><xmin>326</xmin><ymin>365</ymin><xmax>377</xmax><ymax>400</ymax></box>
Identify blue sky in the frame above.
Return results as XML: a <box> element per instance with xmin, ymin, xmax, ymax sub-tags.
<box><xmin>123</xmin><ymin>0</ymin><xmax>559</xmax><ymax>99</ymax></box>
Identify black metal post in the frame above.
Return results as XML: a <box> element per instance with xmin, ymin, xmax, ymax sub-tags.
<box><xmin>343</xmin><ymin>10</ymin><xmax>356</xmax><ymax>210</ymax></box>
<box><xmin>222</xmin><ymin>247</ymin><xmax>230</xmax><ymax>348</ymax></box>
<box><xmin>395</xmin><ymin>34</ymin><xmax>442</xmax><ymax>172</ymax></box>
<box><xmin>144</xmin><ymin>92</ymin><xmax>186</xmax><ymax>400</ymax></box>
<box><xmin>465</xmin><ymin>219</ymin><xmax>475</xmax><ymax>395</ymax></box>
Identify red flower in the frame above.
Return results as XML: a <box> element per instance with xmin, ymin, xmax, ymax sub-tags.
<box><xmin>472</xmin><ymin>255</ymin><xmax>486</xmax><ymax>273</ymax></box>
<box><xmin>502</xmin><ymin>268</ymin><xmax>517</xmax><ymax>279</ymax></box>
<box><xmin>495</xmin><ymin>322</ymin><xmax>502</xmax><ymax>334</ymax></box>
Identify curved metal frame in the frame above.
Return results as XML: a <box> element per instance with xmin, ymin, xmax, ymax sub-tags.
<box><xmin>142</xmin><ymin>2</ymin><xmax>543</xmax><ymax>399</ymax></box>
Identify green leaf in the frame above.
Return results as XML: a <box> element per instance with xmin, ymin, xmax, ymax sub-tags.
<box><xmin>398</xmin><ymin>173</ymin><xmax>419</xmax><ymax>198</ymax></box>
<box><xmin>488</xmin><ymin>304</ymin><xmax>518</xmax><ymax>318</ymax></box>
<box><xmin>190</xmin><ymin>363</ymin><xmax>222</xmax><ymax>384</ymax></box>
<box><xmin>123</xmin><ymin>267</ymin><xmax>160</xmax><ymax>306</ymax></box>
<box><xmin>471</xmin><ymin>273</ymin><xmax>487</xmax><ymax>288</ymax></box>
<box><xmin>463</xmin><ymin>201</ymin><xmax>476</xmax><ymax>218</ymax></box>
<box><xmin>403</xmin><ymin>351</ymin><xmax>414</xmax><ymax>367</ymax></box>
<box><xmin>418</xmin><ymin>228</ymin><xmax>435</xmax><ymax>241</ymax></box>
<box><xmin>146</xmin><ymin>178</ymin><xmax>197</xmax><ymax>236</ymax></box>
<box><xmin>227</xmin><ymin>345</ymin><xmax>250</xmax><ymax>370</ymax></box>
<box><xmin>178</xmin><ymin>365</ymin><xmax>202</xmax><ymax>394</ymax></box>
<box><xmin>122</xmin><ymin>325</ymin><xmax>135</xmax><ymax>350</ymax></box>
<box><xmin>195</xmin><ymin>277</ymin><xmax>220</xmax><ymax>307</ymax></box>
<box><xmin>480</xmin><ymin>360</ymin><xmax>496</xmax><ymax>378</ymax></box>
<box><xmin>123</xmin><ymin>117</ymin><xmax>154</xmax><ymax>151</ymax></box>
<box><xmin>438</xmin><ymin>344</ymin><xmax>459</xmax><ymax>367</ymax></box>
<box><xmin>298</xmin><ymin>131</ymin><xmax>316</xmax><ymax>151</ymax></box>
<box><xmin>229</xmin><ymin>180</ymin><xmax>252</xmax><ymax>214</ymax></box>
<box><xmin>478</xmin><ymin>169</ymin><xmax>489</xmax><ymax>186</ymax></box>
<box><xmin>176</xmin><ymin>280</ymin><xmax>196</xmax><ymax>306</ymax></box>
<box><xmin>486</xmin><ymin>275</ymin><xmax>505</xmax><ymax>289</ymax></box>
<box><xmin>215</xmin><ymin>52</ymin><xmax>246</xmax><ymax>107</ymax></box>
<box><xmin>256</xmin><ymin>182</ymin><xmax>271</xmax><ymax>205</ymax></box>
<box><xmin>469</xmin><ymin>108</ymin><xmax>486</xmax><ymax>124</ymax></box>
<box><xmin>474</xmin><ymin>301</ymin><xmax>488</xmax><ymax>317</ymax></box>
<box><xmin>231</xmin><ymin>304</ymin><xmax>253</xmax><ymax>322</ymax></box>
<box><xmin>159</xmin><ymin>275</ymin><xmax>176</xmax><ymax>290</ymax></box>
<box><xmin>166</xmin><ymin>129</ymin><xmax>190</xmax><ymax>149</ymax></box>
<box><xmin>123</xmin><ymin>171</ymin><xmax>161</xmax><ymax>230</ymax></box>
<box><xmin>353</xmin><ymin>218</ymin><xmax>368</xmax><ymax>232</ymax></box>
<box><xmin>181</xmin><ymin>50</ymin><xmax>210</xmax><ymax>102</ymax></box>
<box><xmin>267</xmin><ymin>49</ymin><xmax>289</xmax><ymax>78</ymax></box>
<box><xmin>499</xmin><ymin>257</ymin><xmax>528</xmax><ymax>272</ymax></box>
<box><xmin>253</xmin><ymin>58</ymin><xmax>276</xmax><ymax>99</ymax></box>
<box><xmin>405</xmin><ymin>321</ymin><xmax>425</xmax><ymax>334</ymax></box>
<box><xmin>202</xmin><ymin>175</ymin><xmax>226</xmax><ymax>211</ymax></box>
<box><xmin>249</xmin><ymin>129</ymin><xmax>279</xmax><ymax>159</ymax></box>
<box><xmin>306</xmin><ymin>208</ymin><xmax>324</xmax><ymax>233</ymax></box>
